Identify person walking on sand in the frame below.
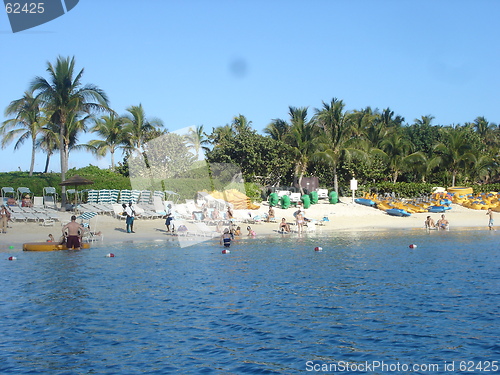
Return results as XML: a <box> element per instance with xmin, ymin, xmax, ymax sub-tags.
<box><xmin>486</xmin><ymin>208</ymin><xmax>494</xmax><ymax>230</ymax></box>
<box><xmin>62</xmin><ymin>215</ymin><xmax>85</xmax><ymax>250</ymax></box>
<box><xmin>0</xmin><ymin>205</ymin><xmax>9</xmax><ymax>234</ymax></box>
<box><xmin>126</xmin><ymin>202</ymin><xmax>135</xmax><ymax>233</ymax></box>
<box><xmin>165</xmin><ymin>213</ymin><xmax>173</xmax><ymax>233</ymax></box>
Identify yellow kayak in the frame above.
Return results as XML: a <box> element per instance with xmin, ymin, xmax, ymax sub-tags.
<box><xmin>23</xmin><ymin>242</ymin><xmax>91</xmax><ymax>251</ymax></box>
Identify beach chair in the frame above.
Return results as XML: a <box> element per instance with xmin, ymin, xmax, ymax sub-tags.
<box><xmin>130</xmin><ymin>190</ymin><xmax>141</xmax><ymax>204</ymax></box>
<box><xmin>289</xmin><ymin>193</ymin><xmax>301</xmax><ymax>205</ymax></box>
<box><xmin>86</xmin><ymin>190</ymin><xmax>98</xmax><ymax>204</ymax></box>
<box><xmin>43</xmin><ymin>187</ymin><xmax>59</xmax><ymax>208</ymax></box>
<box><xmin>119</xmin><ymin>190</ymin><xmax>132</xmax><ymax>204</ymax></box>
<box><xmin>109</xmin><ymin>189</ymin><xmax>119</xmax><ymax>203</ymax></box>
<box><xmin>98</xmin><ymin>189</ymin><xmax>111</xmax><ymax>204</ymax></box>
<box><xmin>138</xmin><ymin>190</ymin><xmax>152</xmax><ymax>205</ymax></box>
<box><xmin>316</xmin><ymin>189</ymin><xmax>328</xmax><ymax>199</ymax></box>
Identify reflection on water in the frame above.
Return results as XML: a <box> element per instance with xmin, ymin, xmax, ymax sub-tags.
<box><xmin>1</xmin><ymin>230</ymin><xmax>499</xmax><ymax>374</ymax></box>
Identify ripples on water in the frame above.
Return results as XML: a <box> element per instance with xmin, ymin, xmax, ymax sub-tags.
<box><xmin>1</xmin><ymin>230</ymin><xmax>499</xmax><ymax>374</ymax></box>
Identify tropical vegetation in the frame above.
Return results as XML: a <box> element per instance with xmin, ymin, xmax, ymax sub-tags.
<box><xmin>1</xmin><ymin>56</ymin><xmax>499</xmax><ymax>202</ymax></box>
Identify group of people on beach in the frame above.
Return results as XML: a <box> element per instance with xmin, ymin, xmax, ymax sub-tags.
<box><xmin>425</xmin><ymin>209</ymin><xmax>495</xmax><ymax>231</ymax></box>
<box><xmin>425</xmin><ymin>214</ymin><xmax>450</xmax><ymax>230</ymax></box>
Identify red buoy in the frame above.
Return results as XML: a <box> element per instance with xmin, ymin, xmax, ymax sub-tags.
<box><xmin>8</xmin><ymin>256</ymin><xmax>17</xmax><ymax>261</ymax></box>
<box><xmin>222</xmin><ymin>249</ymin><xmax>230</xmax><ymax>254</ymax></box>
<box><xmin>106</xmin><ymin>253</ymin><xmax>115</xmax><ymax>257</ymax></box>
<box><xmin>314</xmin><ymin>246</ymin><xmax>323</xmax><ymax>252</ymax></box>
<box><xmin>409</xmin><ymin>244</ymin><xmax>417</xmax><ymax>249</ymax></box>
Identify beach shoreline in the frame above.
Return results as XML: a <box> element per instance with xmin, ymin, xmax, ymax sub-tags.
<box><xmin>1</xmin><ymin>198</ymin><xmax>495</xmax><ymax>252</ymax></box>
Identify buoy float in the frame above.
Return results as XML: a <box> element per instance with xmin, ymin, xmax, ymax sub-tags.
<box><xmin>106</xmin><ymin>253</ymin><xmax>115</xmax><ymax>257</ymax></box>
<box><xmin>409</xmin><ymin>244</ymin><xmax>417</xmax><ymax>249</ymax></box>
<box><xmin>222</xmin><ymin>249</ymin><xmax>230</xmax><ymax>254</ymax></box>
<box><xmin>314</xmin><ymin>246</ymin><xmax>323</xmax><ymax>252</ymax></box>
<box><xmin>8</xmin><ymin>256</ymin><xmax>17</xmax><ymax>261</ymax></box>
<box><xmin>9</xmin><ymin>245</ymin><xmax>14</xmax><ymax>249</ymax></box>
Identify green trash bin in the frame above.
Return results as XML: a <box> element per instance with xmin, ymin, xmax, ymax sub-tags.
<box><xmin>280</xmin><ymin>194</ymin><xmax>291</xmax><ymax>209</ymax></box>
<box><xmin>268</xmin><ymin>192</ymin><xmax>279</xmax><ymax>207</ymax></box>
<box><xmin>309</xmin><ymin>191</ymin><xmax>318</xmax><ymax>204</ymax></box>
<box><xmin>329</xmin><ymin>191</ymin><xmax>338</xmax><ymax>204</ymax></box>
<box><xmin>301</xmin><ymin>194</ymin><xmax>311</xmax><ymax>209</ymax></box>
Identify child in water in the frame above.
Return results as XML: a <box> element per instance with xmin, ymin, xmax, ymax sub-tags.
<box><xmin>247</xmin><ymin>226</ymin><xmax>256</xmax><ymax>236</ymax></box>
<box><xmin>220</xmin><ymin>228</ymin><xmax>232</xmax><ymax>248</ymax></box>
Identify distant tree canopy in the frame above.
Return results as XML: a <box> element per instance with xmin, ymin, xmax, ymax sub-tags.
<box><xmin>1</xmin><ymin>56</ymin><xmax>499</xmax><ymax>194</ymax></box>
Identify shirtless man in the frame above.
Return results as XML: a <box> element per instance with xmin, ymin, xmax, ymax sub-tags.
<box><xmin>424</xmin><ymin>216</ymin><xmax>436</xmax><ymax>229</ymax></box>
<box><xmin>62</xmin><ymin>215</ymin><xmax>85</xmax><ymax>249</ymax></box>
<box><xmin>437</xmin><ymin>214</ymin><xmax>449</xmax><ymax>230</ymax></box>
<box><xmin>486</xmin><ymin>208</ymin><xmax>494</xmax><ymax>230</ymax></box>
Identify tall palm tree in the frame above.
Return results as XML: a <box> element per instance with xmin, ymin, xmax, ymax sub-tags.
<box><xmin>122</xmin><ymin>104</ymin><xmax>164</xmax><ymax>152</ymax></box>
<box><xmin>88</xmin><ymin>114</ymin><xmax>127</xmax><ymax>169</ymax></box>
<box><xmin>1</xmin><ymin>90</ymin><xmax>45</xmax><ymax>175</ymax></box>
<box><xmin>433</xmin><ymin>128</ymin><xmax>476</xmax><ymax>186</ymax></box>
<box><xmin>185</xmin><ymin>125</ymin><xmax>210</xmax><ymax>159</ymax></box>
<box><xmin>31</xmin><ymin>56</ymin><xmax>109</xmax><ymax>206</ymax></box>
<box><xmin>472</xmin><ymin>116</ymin><xmax>498</xmax><ymax>149</ymax></box>
<box><xmin>264</xmin><ymin>118</ymin><xmax>290</xmax><ymax>141</ymax></box>
<box><xmin>37</xmin><ymin>121</ymin><xmax>60</xmax><ymax>173</ymax></box>
<box><xmin>282</xmin><ymin>106</ymin><xmax>318</xmax><ymax>194</ymax></box>
<box><xmin>380</xmin><ymin>130</ymin><xmax>420</xmax><ymax>183</ymax></box>
<box><xmin>231</xmin><ymin>114</ymin><xmax>252</xmax><ymax>134</ymax></box>
<box><xmin>313</xmin><ymin>98</ymin><xmax>360</xmax><ymax>193</ymax></box>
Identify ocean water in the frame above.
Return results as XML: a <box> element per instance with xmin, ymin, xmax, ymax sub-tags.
<box><xmin>1</xmin><ymin>230</ymin><xmax>499</xmax><ymax>374</ymax></box>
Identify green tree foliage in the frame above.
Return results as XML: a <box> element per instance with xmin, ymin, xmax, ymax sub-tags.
<box><xmin>30</xmin><ymin>56</ymin><xmax>109</xmax><ymax>205</ymax></box>
<box><xmin>206</xmin><ymin>127</ymin><xmax>293</xmax><ymax>187</ymax></box>
<box><xmin>1</xmin><ymin>90</ymin><xmax>45</xmax><ymax>176</ymax></box>
<box><xmin>127</xmin><ymin>132</ymin><xmax>196</xmax><ymax>191</ymax></box>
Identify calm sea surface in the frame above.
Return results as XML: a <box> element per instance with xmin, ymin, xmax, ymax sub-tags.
<box><xmin>1</xmin><ymin>230</ymin><xmax>499</xmax><ymax>374</ymax></box>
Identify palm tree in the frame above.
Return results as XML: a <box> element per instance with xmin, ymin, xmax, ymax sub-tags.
<box><xmin>185</xmin><ymin>125</ymin><xmax>210</xmax><ymax>159</ymax></box>
<box><xmin>433</xmin><ymin>128</ymin><xmax>476</xmax><ymax>186</ymax></box>
<box><xmin>380</xmin><ymin>130</ymin><xmax>421</xmax><ymax>183</ymax></box>
<box><xmin>122</xmin><ymin>104</ymin><xmax>164</xmax><ymax>152</ymax></box>
<box><xmin>472</xmin><ymin>116</ymin><xmax>498</xmax><ymax>149</ymax></box>
<box><xmin>1</xmin><ymin>90</ymin><xmax>45</xmax><ymax>175</ymax></box>
<box><xmin>31</xmin><ymin>56</ymin><xmax>109</xmax><ymax>206</ymax></box>
<box><xmin>264</xmin><ymin>118</ymin><xmax>290</xmax><ymax>141</ymax></box>
<box><xmin>282</xmin><ymin>106</ymin><xmax>318</xmax><ymax>194</ymax></box>
<box><xmin>37</xmin><ymin>121</ymin><xmax>60</xmax><ymax>173</ymax></box>
<box><xmin>313</xmin><ymin>98</ymin><xmax>360</xmax><ymax>193</ymax></box>
<box><xmin>231</xmin><ymin>114</ymin><xmax>252</xmax><ymax>134</ymax></box>
<box><xmin>88</xmin><ymin>114</ymin><xmax>127</xmax><ymax>169</ymax></box>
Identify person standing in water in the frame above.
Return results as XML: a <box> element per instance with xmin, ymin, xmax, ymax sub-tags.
<box><xmin>220</xmin><ymin>228</ymin><xmax>232</xmax><ymax>248</ymax></box>
<box><xmin>62</xmin><ymin>215</ymin><xmax>85</xmax><ymax>250</ymax></box>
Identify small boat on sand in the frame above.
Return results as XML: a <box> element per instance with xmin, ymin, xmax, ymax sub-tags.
<box><xmin>386</xmin><ymin>208</ymin><xmax>411</xmax><ymax>217</ymax></box>
<box><xmin>23</xmin><ymin>242</ymin><xmax>91</xmax><ymax>251</ymax></box>
<box><xmin>355</xmin><ymin>198</ymin><xmax>376</xmax><ymax>207</ymax></box>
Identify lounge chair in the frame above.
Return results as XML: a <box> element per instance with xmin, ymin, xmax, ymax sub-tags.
<box><xmin>43</xmin><ymin>187</ymin><xmax>59</xmax><ymax>208</ymax></box>
<box><xmin>316</xmin><ymin>189</ymin><xmax>329</xmax><ymax>199</ymax></box>
<box><xmin>112</xmin><ymin>204</ymin><xmax>128</xmax><ymax>220</ymax></box>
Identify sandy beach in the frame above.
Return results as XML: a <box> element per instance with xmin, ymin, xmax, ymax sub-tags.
<box><xmin>1</xmin><ymin>197</ymin><xmax>495</xmax><ymax>252</ymax></box>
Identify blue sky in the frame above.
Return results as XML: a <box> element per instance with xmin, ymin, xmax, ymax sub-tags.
<box><xmin>1</xmin><ymin>0</ymin><xmax>499</xmax><ymax>172</ymax></box>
